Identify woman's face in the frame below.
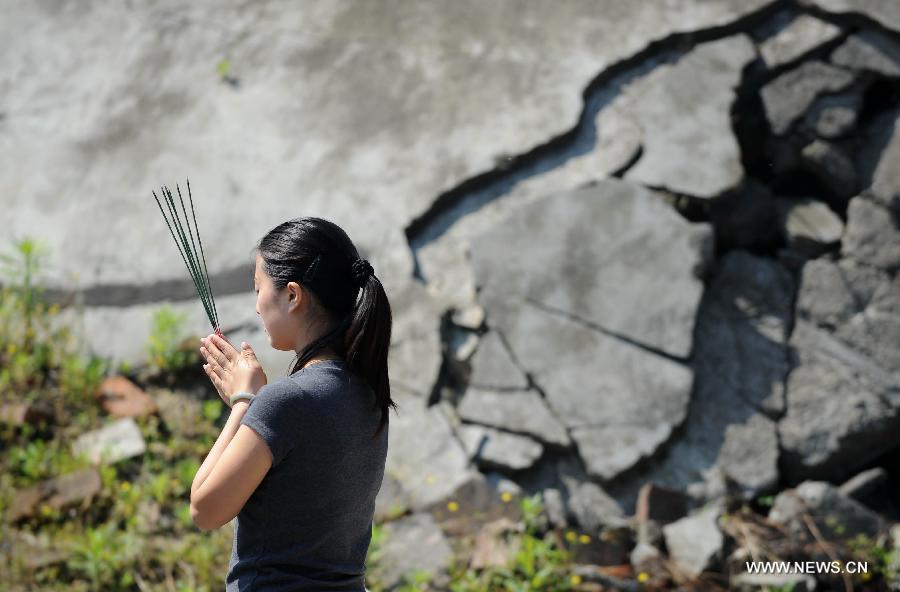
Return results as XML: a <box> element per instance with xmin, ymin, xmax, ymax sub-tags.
<box><xmin>254</xmin><ymin>252</ymin><xmax>301</xmax><ymax>351</ymax></box>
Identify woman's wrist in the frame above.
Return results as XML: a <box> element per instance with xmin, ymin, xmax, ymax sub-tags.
<box><xmin>228</xmin><ymin>391</ymin><xmax>255</xmax><ymax>408</ymax></box>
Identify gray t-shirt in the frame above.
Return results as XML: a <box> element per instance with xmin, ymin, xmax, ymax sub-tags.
<box><xmin>225</xmin><ymin>358</ymin><xmax>388</xmax><ymax>591</ymax></box>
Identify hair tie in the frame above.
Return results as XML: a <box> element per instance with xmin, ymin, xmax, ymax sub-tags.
<box><xmin>351</xmin><ymin>257</ymin><xmax>374</xmax><ymax>287</ymax></box>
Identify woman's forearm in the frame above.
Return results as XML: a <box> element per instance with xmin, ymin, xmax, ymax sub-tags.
<box><xmin>191</xmin><ymin>401</ymin><xmax>250</xmax><ymax>499</ymax></box>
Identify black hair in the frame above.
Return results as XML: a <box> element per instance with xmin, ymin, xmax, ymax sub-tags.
<box><xmin>255</xmin><ymin>217</ymin><xmax>397</xmax><ymax>438</ymax></box>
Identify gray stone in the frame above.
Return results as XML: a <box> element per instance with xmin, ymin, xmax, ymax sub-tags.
<box><xmin>662</xmin><ymin>504</ymin><xmax>725</xmax><ymax>578</ymax></box>
<box><xmin>760</xmin><ymin>15</ymin><xmax>841</xmax><ymax>69</ymax></box>
<box><xmin>761</xmin><ymin>61</ymin><xmax>856</xmax><ymax>135</ymax></box>
<box><xmin>624</xmin><ymin>34</ymin><xmax>757</xmax><ymax>199</ymax></box>
<box><xmin>458</xmin><ymin>424</ymin><xmax>543</xmax><ymax>471</ymax></box>
<box><xmin>842</xmin><ymin>195</ymin><xmax>900</xmax><ymax>270</ymax></box>
<box><xmin>470</xmin><ymin>179</ymin><xmax>712</xmax><ymax>359</ymax></box>
<box><xmin>468</xmin><ymin>330</ymin><xmax>529</xmax><ymax>390</ymax></box>
<box><xmin>800</xmin><ymin>0</ymin><xmax>900</xmax><ymax>34</ymax></box>
<box><xmin>832</xmin><ymin>29</ymin><xmax>900</xmax><ymax>77</ymax></box>
<box><xmin>376</xmin><ymin>512</ymin><xmax>453</xmax><ymax>589</ymax></box>
<box><xmin>384</xmin><ymin>389</ymin><xmax>477</xmax><ymax>510</ymax></box>
<box><xmin>803</xmin><ymin>90</ymin><xmax>863</xmax><ymax>139</ymax></box>
<box><xmin>457</xmin><ymin>387</ymin><xmax>570</xmax><ymax>446</ymax></box>
<box><xmin>602</xmin><ymin>252</ymin><xmax>792</xmax><ymax>508</ymax></box>
<box><xmin>630</xmin><ymin>541</ymin><xmax>662</xmax><ymax>567</ymax></box>
<box><xmin>860</xmin><ymin>110</ymin><xmax>900</xmax><ymax>212</ymax></box>
<box><xmin>800</xmin><ymin>139</ymin><xmax>859</xmax><ymax>199</ymax></box>
<box><xmin>562</xmin><ymin>478</ymin><xmax>628</xmax><ymax>534</ymax></box>
<box><xmin>718</xmin><ymin>413</ymin><xmax>780</xmax><ymax>499</ymax></box>
<box><xmin>776</xmin><ymin>197</ymin><xmax>844</xmax><ymax>256</ymax></box>
<box><xmin>768</xmin><ymin>480</ymin><xmax>889</xmax><ymax>540</ymax></box>
<box><xmin>72</xmin><ymin>417</ymin><xmax>147</xmax><ymax>465</ymax></box>
<box><xmin>541</xmin><ymin>487</ymin><xmax>568</xmax><ymax>529</ymax></box>
<box><xmin>796</xmin><ymin>257</ymin><xmax>888</xmax><ymax>327</ymax></box>
<box><xmin>778</xmin><ymin>321</ymin><xmax>900</xmax><ymax>482</ymax></box>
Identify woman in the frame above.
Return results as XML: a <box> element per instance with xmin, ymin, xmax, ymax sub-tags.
<box><xmin>189</xmin><ymin>217</ymin><xmax>397</xmax><ymax>591</ymax></box>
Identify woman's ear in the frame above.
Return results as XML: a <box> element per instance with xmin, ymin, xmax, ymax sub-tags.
<box><xmin>285</xmin><ymin>281</ymin><xmax>303</xmax><ymax>313</ymax></box>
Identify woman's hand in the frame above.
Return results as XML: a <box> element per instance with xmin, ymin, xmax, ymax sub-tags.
<box><xmin>199</xmin><ymin>334</ymin><xmax>268</xmax><ymax>406</ymax></box>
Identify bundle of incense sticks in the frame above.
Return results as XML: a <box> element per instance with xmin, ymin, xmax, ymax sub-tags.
<box><xmin>151</xmin><ymin>179</ymin><xmax>223</xmax><ymax>338</ymax></box>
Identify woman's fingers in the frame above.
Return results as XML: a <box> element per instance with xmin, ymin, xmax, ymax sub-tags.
<box><xmin>203</xmin><ymin>363</ymin><xmax>226</xmax><ymax>398</ymax></box>
<box><xmin>210</xmin><ymin>333</ymin><xmax>239</xmax><ymax>361</ymax></box>
<box><xmin>201</xmin><ymin>339</ymin><xmax>229</xmax><ymax>367</ymax></box>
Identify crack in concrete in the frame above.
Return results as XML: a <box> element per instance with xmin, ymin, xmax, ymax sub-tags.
<box><xmin>521</xmin><ymin>294</ymin><xmax>690</xmax><ymax>366</ymax></box>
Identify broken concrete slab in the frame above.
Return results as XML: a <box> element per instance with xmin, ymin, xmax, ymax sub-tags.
<box><xmin>832</xmin><ymin>29</ymin><xmax>900</xmax><ymax>77</ymax></box>
<box><xmin>458</xmin><ymin>423</ymin><xmax>544</xmax><ymax>472</ymax></box>
<box><xmin>457</xmin><ymin>387</ymin><xmax>570</xmax><ymax>447</ymax></box>
<box><xmin>799</xmin><ymin>0</ymin><xmax>900</xmax><ymax>35</ymax></box>
<box><xmin>759</xmin><ymin>14</ymin><xmax>842</xmax><ymax>69</ymax></box>
<box><xmin>761</xmin><ymin>61</ymin><xmax>856</xmax><ymax>135</ymax></box>
<box><xmin>624</xmin><ymin>34</ymin><xmax>757</xmax><ymax>198</ymax></box>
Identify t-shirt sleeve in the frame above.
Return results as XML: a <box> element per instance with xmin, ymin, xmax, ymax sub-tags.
<box><xmin>239</xmin><ymin>380</ymin><xmax>310</xmax><ymax>468</ymax></box>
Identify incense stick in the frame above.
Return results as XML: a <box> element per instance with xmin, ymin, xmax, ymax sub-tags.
<box><xmin>152</xmin><ymin>179</ymin><xmax>222</xmax><ymax>336</ymax></box>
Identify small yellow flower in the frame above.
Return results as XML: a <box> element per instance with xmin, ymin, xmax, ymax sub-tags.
<box><xmin>861</xmin><ymin>571</ymin><xmax>872</xmax><ymax>582</ymax></box>
<box><xmin>570</xmin><ymin>574</ymin><xmax>582</xmax><ymax>585</ymax></box>
<box><xmin>40</xmin><ymin>504</ymin><xmax>53</xmax><ymax>517</ymax></box>
<box><xmin>48</xmin><ymin>304</ymin><xmax>61</xmax><ymax>315</ymax></box>
<box><xmin>500</xmin><ymin>491</ymin><xmax>513</xmax><ymax>503</ymax></box>
<box><xmin>120</xmin><ymin>481</ymin><xmax>131</xmax><ymax>492</ymax></box>
<box><xmin>425</xmin><ymin>474</ymin><xmax>436</xmax><ymax>485</ymax></box>
<box><xmin>447</xmin><ymin>501</ymin><xmax>459</xmax><ymax>512</ymax></box>
<box><xmin>638</xmin><ymin>572</ymin><xmax>650</xmax><ymax>583</ymax></box>
<box><xmin>578</xmin><ymin>534</ymin><xmax>591</xmax><ymax>544</ymax></box>
<box><xmin>6</xmin><ymin>343</ymin><xmax>16</xmax><ymax>355</ymax></box>
<box><xmin>565</xmin><ymin>530</ymin><xmax>577</xmax><ymax>542</ymax></box>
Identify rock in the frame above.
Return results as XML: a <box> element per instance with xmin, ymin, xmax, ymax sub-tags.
<box><xmin>800</xmin><ymin>139</ymin><xmax>859</xmax><ymax>200</ymax></box>
<box><xmin>630</xmin><ymin>541</ymin><xmax>662</xmax><ymax>567</ymax></box>
<box><xmin>718</xmin><ymin>413</ymin><xmax>780</xmax><ymax>499</ymax></box>
<box><xmin>831</xmin><ymin>29</ymin><xmax>900</xmax><ymax>77</ymax></box>
<box><xmin>467</xmin><ymin>330</ymin><xmax>529</xmax><ymax>390</ymax></box>
<box><xmin>541</xmin><ymin>487</ymin><xmax>568</xmax><ymax>528</ymax></box>
<box><xmin>624</xmin><ymin>34</ymin><xmax>757</xmax><ymax>199</ymax></box>
<box><xmin>0</xmin><ymin>403</ymin><xmax>54</xmax><ymax>428</ymax></box>
<box><xmin>760</xmin><ymin>14</ymin><xmax>842</xmax><ymax>69</ymax></box>
<box><xmin>97</xmin><ymin>375</ymin><xmax>157</xmax><ymax>418</ymax></box>
<box><xmin>446</xmin><ymin>326</ymin><xmax>478</xmax><ymax>367</ymax></box>
<box><xmin>841</xmin><ymin>195</ymin><xmax>900</xmax><ymax>270</ymax></box>
<box><xmin>803</xmin><ymin>89</ymin><xmax>863</xmax><ymax>139</ymax></box>
<box><xmin>602</xmin><ymin>252</ymin><xmax>791</xmax><ymax>509</ymax></box>
<box><xmin>470</xmin><ymin>181</ymin><xmax>706</xmax><ymax>481</ymax></box>
<box><xmin>457</xmin><ymin>423</ymin><xmax>544</xmax><ymax>471</ymax></box>
<box><xmin>457</xmin><ymin>181</ymin><xmax>712</xmax><ymax>363</ymax></box>
<box><xmin>387</xmin><ymin>278</ymin><xmax>444</xmax><ymax>398</ymax></box>
<box><xmin>635</xmin><ymin>482</ymin><xmax>690</xmax><ymax>524</ymax></box>
<box><xmin>799</xmin><ymin>0</ymin><xmax>900</xmax><ymax>35</ymax></box>
<box><xmin>761</xmin><ymin>61</ymin><xmax>856</xmax><ymax>135</ymax></box>
<box><xmin>375</xmin><ymin>512</ymin><xmax>453</xmax><ymax>589</ymax></box>
<box><xmin>795</xmin><ymin>257</ymin><xmax>887</xmax><ymax>328</ymax></box>
<box><xmin>384</xmin><ymin>389</ymin><xmax>476</xmax><ymax>511</ymax></box>
<box><xmin>662</xmin><ymin>503</ymin><xmax>725</xmax><ymax>578</ymax></box>
<box><xmin>839</xmin><ymin>467</ymin><xmax>889</xmax><ymax>502</ymax></box>
<box><xmin>732</xmin><ymin>573</ymin><xmax>818</xmax><ymax>592</ymax></box>
<box><xmin>469</xmin><ymin>517</ymin><xmax>522</xmax><ymax>569</ymax></box>
<box><xmin>457</xmin><ymin>387</ymin><xmax>570</xmax><ymax>446</ymax></box>
<box><xmin>859</xmin><ymin>110</ymin><xmax>900</xmax><ymax>213</ymax></box>
<box><xmin>8</xmin><ymin>531</ymin><xmax>70</xmax><ymax>570</ymax></box>
<box><xmin>768</xmin><ymin>480</ymin><xmax>889</xmax><ymax>540</ymax></box>
<box><xmin>72</xmin><ymin>417</ymin><xmax>147</xmax><ymax>465</ymax></box>
<box><xmin>778</xmin><ymin>321</ymin><xmax>900</xmax><ymax>482</ymax></box>
<box><xmin>7</xmin><ymin>468</ymin><xmax>102</xmax><ymax>522</ymax></box>
<box><xmin>451</xmin><ymin>303</ymin><xmax>485</xmax><ymax>330</ymax></box>
<box><xmin>776</xmin><ymin>197</ymin><xmax>844</xmax><ymax>256</ymax></box>
<box><xmin>562</xmin><ymin>478</ymin><xmax>628</xmax><ymax>534</ymax></box>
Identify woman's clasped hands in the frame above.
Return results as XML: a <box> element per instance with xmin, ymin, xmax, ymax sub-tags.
<box><xmin>199</xmin><ymin>333</ymin><xmax>268</xmax><ymax>407</ymax></box>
